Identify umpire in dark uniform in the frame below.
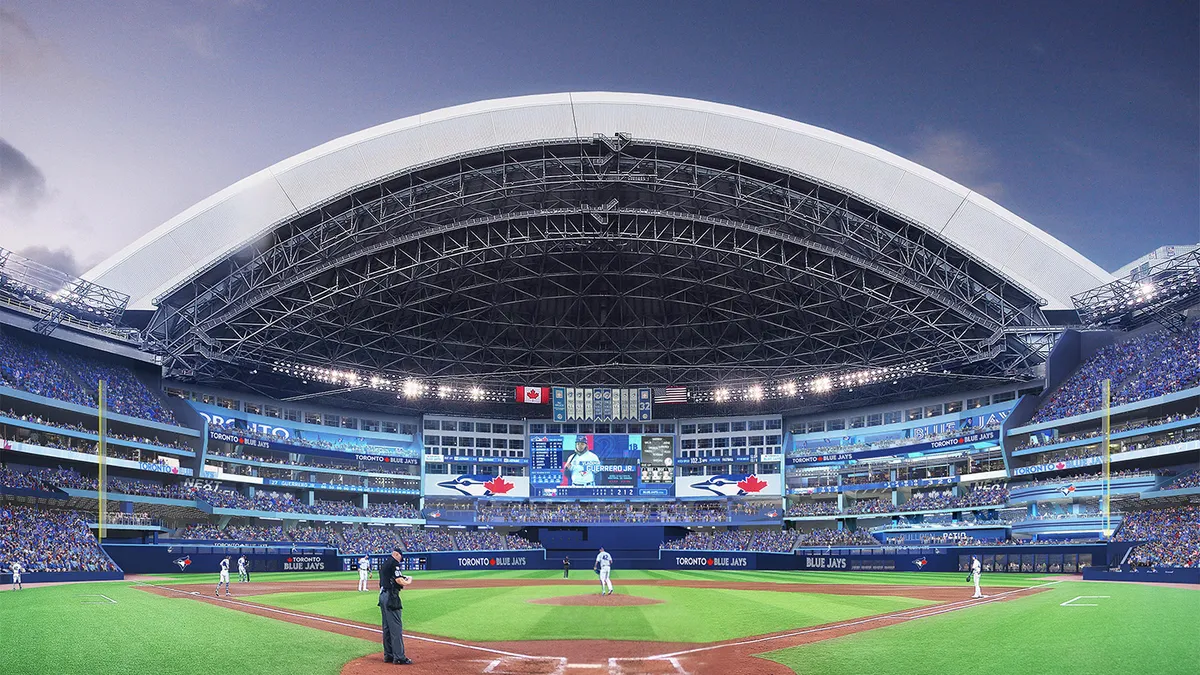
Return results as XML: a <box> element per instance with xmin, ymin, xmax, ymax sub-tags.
<box><xmin>379</xmin><ymin>547</ymin><xmax>413</xmax><ymax>665</ymax></box>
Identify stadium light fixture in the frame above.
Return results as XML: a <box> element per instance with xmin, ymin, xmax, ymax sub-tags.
<box><xmin>748</xmin><ymin>384</ymin><xmax>763</xmax><ymax>401</ymax></box>
<box><xmin>402</xmin><ymin>379</ymin><xmax>422</xmax><ymax>399</ymax></box>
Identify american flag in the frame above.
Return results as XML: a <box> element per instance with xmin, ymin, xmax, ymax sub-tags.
<box><xmin>653</xmin><ymin>386</ymin><xmax>688</xmax><ymax>404</ymax></box>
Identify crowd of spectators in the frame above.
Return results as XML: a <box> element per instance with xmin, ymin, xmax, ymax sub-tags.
<box><xmin>174</xmin><ymin>523</ymin><xmax>338</xmax><ymax>543</ymax></box>
<box><xmin>1114</xmin><ymin>506</ymin><xmax>1200</xmax><ymax>568</ymax></box>
<box><xmin>0</xmin><ymin>332</ymin><xmax>93</xmax><ymax>406</ymax></box>
<box><xmin>1032</xmin><ymin>323</ymin><xmax>1200</xmax><ymax>423</ymax></box>
<box><xmin>398</xmin><ymin>529</ymin><xmax>541</xmax><ymax>552</ymax></box>
<box><xmin>1030</xmin><ymin>426</ymin><xmax>1200</xmax><ymax>467</ymax></box>
<box><xmin>1167</xmin><ymin>472</ymin><xmax>1200</xmax><ymax>490</ymax></box>
<box><xmin>785</xmin><ymin>501</ymin><xmax>840</xmax><ymax>517</ymax></box>
<box><xmin>338</xmin><ymin>526</ymin><xmax>403</xmax><ymax>554</ymax></box>
<box><xmin>365</xmin><ymin>502</ymin><xmax>421</xmax><ymax>519</ymax></box>
<box><xmin>0</xmin><ymin>332</ymin><xmax>179</xmax><ymax>425</ymax></box>
<box><xmin>58</xmin><ymin>352</ymin><xmax>178</xmax><ymax>425</ymax></box>
<box><xmin>473</xmin><ymin>500</ymin><xmax>753</xmax><ymax>524</ymax></box>
<box><xmin>1015</xmin><ymin>410</ymin><xmax>1200</xmax><ymax>453</ymax></box>
<box><xmin>0</xmin><ymin>504</ymin><xmax>120</xmax><ymax>573</ymax></box>
<box><xmin>2</xmin><ymin>410</ymin><xmax>192</xmax><ymax>453</ymax></box>
<box><xmin>661</xmin><ymin>529</ymin><xmax>799</xmax><ymax>553</ymax></box>
<box><xmin>788</xmin><ymin>422</ymin><xmax>1002</xmax><ymax>460</ymax></box>
<box><xmin>794</xmin><ymin>528</ymin><xmax>879</xmax><ymax>546</ymax></box>
<box><xmin>844</xmin><ymin>498</ymin><xmax>897</xmax><ymax>515</ymax></box>
<box><xmin>207</xmin><ymin>448</ymin><xmax>417</xmax><ymax>478</ymax></box>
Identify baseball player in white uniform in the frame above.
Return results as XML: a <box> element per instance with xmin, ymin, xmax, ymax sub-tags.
<box><xmin>237</xmin><ymin>555</ymin><xmax>248</xmax><ymax>583</ymax></box>
<box><xmin>594</xmin><ymin>547</ymin><xmax>614</xmax><ymax>595</ymax></box>
<box><xmin>358</xmin><ymin>555</ymin><xmax>372</xmax><ymax>592</ymax></box>
<box><xmin>9</xmin><ymin>561</ymin><xmax>23</xmax><ymax>590</ymax></box>
<box><xmin>216</xmin><ymin>556</ymin><xmax>231</xmax><ymax>597</ymax></box>
<box><xmin>970</xmin><ymin>555</ymin><xmax>983</xmax><ymax>598</ymax></box>
<box><xmin>564</xmin><ymin>437</ymin><xmax>601</xmax><ymax>487</ymax></box>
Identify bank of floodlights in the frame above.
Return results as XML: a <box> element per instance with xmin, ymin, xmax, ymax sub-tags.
<box><xmin>699</xmin><ymin>360</ymin><xmax>931</xmax><ymax>404</ymax></box>
<box><xmin>1072</xmin><ymin>248</ymin><xmax>1200</xmax><ymax>327</ymax></box>
<box><xmin>270</xmin><ymin>360</ymin><xmax>510</xmax><ymax>403</ymax></box>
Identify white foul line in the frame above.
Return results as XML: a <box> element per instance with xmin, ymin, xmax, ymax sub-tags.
<box><xmin>645</xmin><ymin>581</ymin><xmax>1062</xmax><ymax>659</ymax></box>
<box><xmin>135</xmin><ymin>582</ymin><xmax>549</xmax><ymax>660</ymax></box>
<box><xmin>78</xmin><ymin>594</ymin><xmax>118</xmax><ymax>604</ymax></box>
<box><xmin>1060</xmin><ymin>595</ymin><xmax>1109</xmax><ymax>607</ymax></box>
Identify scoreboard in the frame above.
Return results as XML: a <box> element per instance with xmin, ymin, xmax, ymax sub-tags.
<box><xmin>529</xmin><ymin>434</ymin><xmax>675</xmax><ymax>498</ymax></box>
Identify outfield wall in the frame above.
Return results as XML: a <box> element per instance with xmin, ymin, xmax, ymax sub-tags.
<box><xmin>103</xmin><ymin>543</ymin><xmax>339</xmax><ymax>574</ymax></box>
<box><xmin>1082</xmin><ymin>567</ymin><xmax>1200</xmax><ymax>584</ymax></box>
<box><xmin>100</xmin><ymin>542</ymin><xmax>1115</xmax><ymax>575</ymax></box>
<box><xmin>0</xmin><ymin>571</ymin><xmax>124</xmax><ymax>585</ymax></box>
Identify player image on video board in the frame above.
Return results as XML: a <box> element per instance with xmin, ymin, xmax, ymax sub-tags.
<box><xmin>562</xmin><ymin>435</ymin><xmax>601</xmax><ymax>486</ymax></box>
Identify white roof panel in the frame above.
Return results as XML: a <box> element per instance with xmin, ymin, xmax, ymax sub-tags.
<box><xmin>85</xmin><ymin>93</ymin><xmax>1111</xmax><ymax>309</ymax></box>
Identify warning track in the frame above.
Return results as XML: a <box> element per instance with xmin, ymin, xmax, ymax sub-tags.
<box><xmin>136</xmin><ymin>578</ymin><xmax>1055</xmax><ymax>675</ymax></box>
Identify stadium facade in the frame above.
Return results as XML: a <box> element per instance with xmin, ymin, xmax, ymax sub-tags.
<box><xmin>1</xmin><ymin>94</ymin><xmax>1197</xmax><ymax>585</ymax></box>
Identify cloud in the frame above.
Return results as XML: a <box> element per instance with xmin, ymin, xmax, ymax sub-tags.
<box><xmin>0</xmin><ymin>138</ymin><xmax>47</xmax><ymax>207</ymax></box>
<box><xmin>908</xmin><ymin>129</ymin><xmax>1005</xmax><ymax>199</ymax></box>
<box><xmin>17</xmin><ymin>245</ymin><xmax>83</xmax><ymax>277</ymax></box>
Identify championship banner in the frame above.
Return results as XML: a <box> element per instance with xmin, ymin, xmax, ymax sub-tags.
<box><xmin>551</xmin><ymin>387</ymin><xmax>652</xmax><ymax>422</ymax></box>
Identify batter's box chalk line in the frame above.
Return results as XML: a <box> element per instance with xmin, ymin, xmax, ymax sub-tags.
<box><xmin>1060</xmin><ymin>595</ymin><xmax>1110</xmax><ymax>607</ymax></box>
<box><xmin>482</xmin><ymin>656</ymin><xmax>567</xmax><ymax>674</ymax></box>
<box><xmin>610</xmin><ymin>656</ymin><xmax>691</xmax><ymax>675</ymax></box>
<box><xmin>77</xmin><ymin>594</ymin><xmax>117</xmax><ymax>604</ymax></box>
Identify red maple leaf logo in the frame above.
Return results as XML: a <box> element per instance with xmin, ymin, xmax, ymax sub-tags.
<box><xmin>737</xmin><ymin>475</ymin><xmax>768</xmax><ymax>493</ymax></box>
<box><xmin>484</xmin><ymin>477</ymin><xmax>515</xmax><ymax>495</ymax></box>
<box><xmin>287</xmin><ymin>557</ymin><xmax>293</xmax><ymax>563</ymax></box>
<box><xmin>1054</xmin><ymin>462</ymin><xmax>1066</xmax><ymax>470</ymax></box>
<box><xmin>489</xmin><ymin>559</ymin><xmax>496</xmax><ymax>566</ymax></box>
<box><xmin>706</xmin><ymin>558</ymin><xmax>714</xmax><ymax>566</ymax></box>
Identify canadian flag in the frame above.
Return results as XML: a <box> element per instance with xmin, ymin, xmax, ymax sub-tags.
<box><xmin>516</xmin><ymin>386</ymin><xmax>549</xmax><ymax>403</ymax></box>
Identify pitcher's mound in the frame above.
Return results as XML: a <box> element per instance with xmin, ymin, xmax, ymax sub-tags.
<box><xmin>529</xmin><ymin>594</ymin><xmax>663</xmax><ymax>607</ymax></box>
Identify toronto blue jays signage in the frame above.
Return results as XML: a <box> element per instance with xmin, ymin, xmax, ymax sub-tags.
<box><xmin>788</xmin><ymin>430</ymin><xmax>1000</xmax><ymax>466</ymax></box>
<box><xmin>673</xmin><ymin>473</ymin><xmax>782</xmax><ymax>497</ymax></box>
<box><xmin>422</xmin><ymin>473</ymin><xmax>530</xmax><ymax>498</ymax></box>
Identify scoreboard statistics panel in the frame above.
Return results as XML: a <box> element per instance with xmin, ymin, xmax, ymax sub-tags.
<box><xmin>529</xmin><ymin>434</ymin><xmax>675</xmax><ymax>498</ymax></box>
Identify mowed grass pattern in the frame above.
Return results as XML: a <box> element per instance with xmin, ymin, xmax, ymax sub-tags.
<box><xmin>253</xmin><ymin>584</ymin><xmax>935</xmax><ymax>642</ymax></box>
<box><xmin>0</xmin><ymin>582</ymin><xmax>377</xmax><ymax>675</ymax></box>
<box><xmin>762</xmin><ymin>581</ymin><xmax>1200</xmax><ymax>675</ymax></box>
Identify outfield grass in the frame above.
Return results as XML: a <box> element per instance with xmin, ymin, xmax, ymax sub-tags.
<box><xmin>762</xmin><ymin>580</ymin><xmax>1200</xmax><ymax>675</ymax></box>
<box><xmin>253</xmin><ymin>583</ymin><xmax>935</xmax><ymax>642</ymax></box>
<box><xmin>145</xmin><ymin>568</ymin><xmax>1054</xmax><ymax>586</ymax></box>
<box><xmin>0</xmin><ymin>582</ymin><xmax>377</xmax><ymax>675</ymax></box>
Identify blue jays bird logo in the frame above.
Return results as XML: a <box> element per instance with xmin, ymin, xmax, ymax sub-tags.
<box><xmin>172</xmin><ymin>556</ymin><xmax>192</xmax><ymax>571</ymax></box>
<box><xmin>913</xmin><ymin>557</ymin><xmax>929</xmax><ymax>569</ymax></box>
<box><xmin>689</xmin><ymin>474</ymin><xmax>769</xmax><ymax>497</ymax></box>
<box><xmin>437</xmin><ymin>474</ymin><xmax>515</xmax><ymax>497</ymax></box>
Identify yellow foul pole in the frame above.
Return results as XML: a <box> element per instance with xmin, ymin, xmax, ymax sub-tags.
<box><xmin>1102</xmin><ymin>378</ymin><xmax>1111</xmax><ymax>537</ymax></box>
<box><xmin>98</xmin><ymin>379</ymin><xmax>106</xmax><ymax>542</ymax></box>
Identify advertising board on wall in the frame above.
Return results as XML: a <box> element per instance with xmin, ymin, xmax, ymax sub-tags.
<box><xmin>422</xmin><ymin>473</ymin><xmax>530</xmax><ymax>498</ymax></box>
<box><xmin>673</xmin><ymin>472</ymin><xmax>782</xmax><ymax>498</ymax></box>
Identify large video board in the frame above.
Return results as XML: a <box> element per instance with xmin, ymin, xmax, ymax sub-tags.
<box><xmin>529</xmin><ymin>434</ymin><xmax>674</xmax><ymax>498</ymax></box>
